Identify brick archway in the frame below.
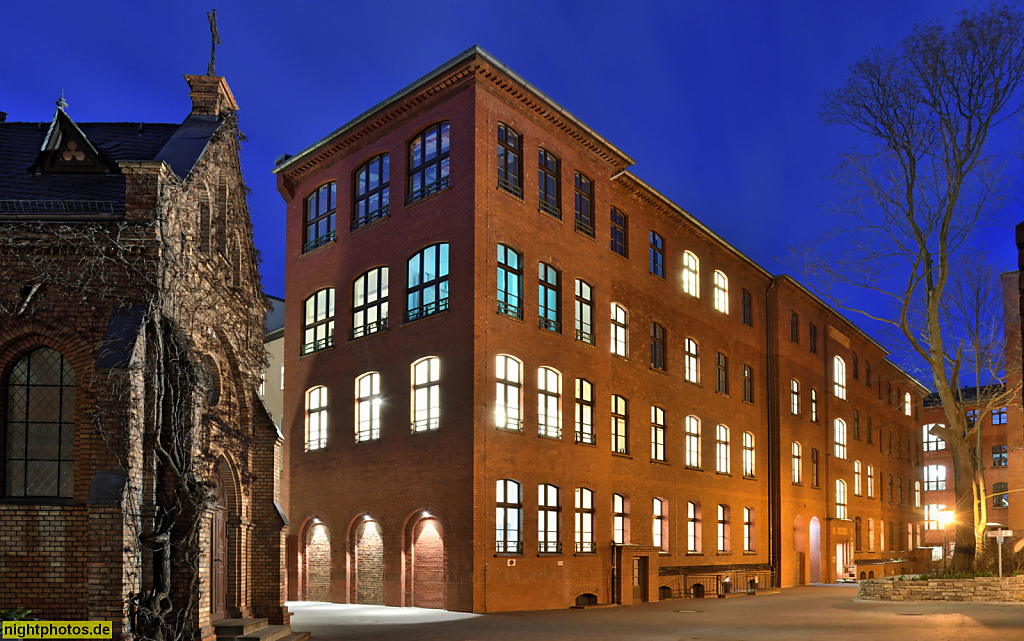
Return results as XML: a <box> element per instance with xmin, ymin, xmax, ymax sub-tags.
<box><xmin>304</xmin><ymin>520</ymin><xmax>331</xmax><ymax>602</ymax></box>
<box><xmin>354</xmin><ymin>519</ymin><xmax>384</xmax><ymax>605</ymax></box>
<box><xmin>410</xmin><ymin>517</ymin><xmax>445</xmax><ymax>609</ymax></box>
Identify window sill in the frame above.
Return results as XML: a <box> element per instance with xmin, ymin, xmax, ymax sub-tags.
<box><xmin>497</xmin><ymin>180</ymin><xmax>524</xmax><ymax>201</ymax></box>
<box><xmin>0</xmin><ymin>497</ymin><xmax>81</xmax><ymax>506</ymax></box>
<box><xmin>716</xmin><ymin>552</ymin><xmax>732</xmax><ymax>556</ymax></box>
<box><xmin>612</xmin><ymin>452</ymin><xmax>633</xmax><ymax>460</ymax></box>
<box><xmin>493</xmin><ymin>552</ymin><xmax>523</xmax><ymax>558</ymax></box>
<box><xmin>743</xmin><ymin>551</ymin><xmax>758</xmax><ymax>556</ymax></box>
<box><xmin>612</xmin><ymin>354</ymin><xmax>629</xmax><ymax>361</ymax></box>
<box><xmin>497</xmin><ymin>426</ymin><xmax>524</xmax><ymax>434</ymax></box>
<box><xmin>650</xmin><ymin>459</ymin><xmax>670</xmax><ymax>466</ymax></box>
<box><xmin>538</xmin><ymin>433</ymin><xmax>562</xmax><ymax>441</ymax></box>
<box><xmin>685</xmin><ymin>465</ymin><xmax>703</xmax><ymax>472</ymax></box>
<box><xmin>537</xmin><ymin>552</ymin><xmax>563</xmax><ymax>557</ymax></box>
<box><xmin>649</xmin><ymin>366</ymin><xmax>668</xmax><ymax>376</ymax></box>
<box><xmin>716</xmin><ymin>472</ymin><xmax>732</xmax><ymax>477</ymax></box>
<box><xmin>686</xmin><ymin>552</ymin><xmax>704</xmax><ymax>557</ymax></box>
<box><xmin>743</xmin><ymin>475</ymin><xmax>756</xmax><ymax>481</ymax></box>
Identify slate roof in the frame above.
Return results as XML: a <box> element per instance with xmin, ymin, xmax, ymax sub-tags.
<box><xmin>0</xmin><ymin>111</ymin><xmax>221</xmax><ymax>219</ymax></box>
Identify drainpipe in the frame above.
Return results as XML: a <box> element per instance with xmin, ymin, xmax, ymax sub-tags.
<box><xmin>765</xmin><ymin>277</ymin><xmax>780</xmax><ymax>586</ymax></box>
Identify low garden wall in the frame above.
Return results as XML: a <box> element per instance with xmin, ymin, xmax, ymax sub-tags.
<box><xmin>858</xmin><ymin>575</ymin><xmax>1024</xmax><ymax>602</ymax></box>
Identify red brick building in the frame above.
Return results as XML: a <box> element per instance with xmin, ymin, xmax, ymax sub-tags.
<box><xmin>0</xmin><ymin>76</ymin><xmax>298</xmax><ymax>639</ymax></box>
<box><xmin>274</xmin><ymin>46</ymin><xmax>925</xmax><ymax>612</ymax></box>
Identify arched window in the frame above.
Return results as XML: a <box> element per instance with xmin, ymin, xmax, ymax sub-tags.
<box><xmin>867</xmin><ymin>464</ymin><xmax>875</xmax><ymax>497</ymax></box>
<box><xmin>713</xmin><ymin>270</ymin><xmax>728</xmax><ymax>313</ymax></box>
<box><xmin>355</xmin><ymin>373</ymin><xmax>381</xmax><ymax>442</ymax></box>
<box><xmin>683</xmin><ymin>251</ymin><xmax>699</xmax><ymax>297</ymax></box>
<box><xmin>497</xmin><ymin>244</ymin><xmax>523</xmax><ymax>319</ymax></box>
<box><xmin>302</xmin><ymin>288</ymin><xmax>335</xmax><ymax>354</ymax></box>
<box><xmin>854</xmin><ymin>460</ymin><xmax>862</xmax><ymax>495</ymax></box>
<box><xmin>742</xmin><ymin>432</ymin><xmax>755</xmax><ymax>477</ymax></box>
<box><xmin>836</xmin><ymin>480</ymin><xmax>848</xmax><ymax>519</ymax></box>
<box><xmin>574</xmin><ymin>378</ymin><xmax>594</xmax><ymax>444</ymax></box>
<box><xmin>612</xmin><ymin>493</ymin><xmax>629</xmax><ymax>544</ymax></box>
<box><xmin>610</xmin><ymin>208</ymin><xmax>628</xmax><ymax>256</ymax></box>
<box><xmin>304</xmin><ymin>182</ymin><xmax>336</xmax><ymax>252</ymax></box>
<box><xmin>538</xmin><ymin>367</ymin><xmax>561</xmax><ymax>438</ymax></box>
<box><xmin>411</xmin><ymin>357</ymin><xmax>440</xmax><ymax>432</ymax></box>
<box><xmin>538</xmin><ymin>148</ymin><xmax>560</xmax><ymax>218</ymax></box>
<box><xmin>743</xmin><ymin>507</ymin><xmax>754</xmax><ymax>552</ymax></box>
<box><xmin>353</xmin><ymin>153</ymin><xmax>389</xmax><ymax>229</ymax></box>
<box><xmin>685</xmin><ymin>416</ymin><xmax>701</xmax><ymax>468</ymax></box>
<box><xmin>903</xmin><ymin>392</ymin><xmax>912</xmax><ymax>416</ymax></box>
<box><xmin>496</xmin><ymin>479</ymin><xmax>522</xmax><ymax>553</ymax></box>
<box><xmin>538</xmin><ymin>484</ymin><xmax>561</xmax><ymax>553</ymax></box>
<box><xmin>687</xmin><ymin>502</ymin><xmax>702</xmax><ymax>553</ymax></box>
<box><xmin>653</xmin><ymin>498</ymin><xmax>667</xmax><ymax>551</ymax></box>
<box><xmin>684</xmin><ymin>339</ymin><xmax>699</xmax><ymax>383</ymax></box>
<box><xmin>406</xmin><ymin>243</ymin><xmax>449</xmax><ymax>321</ymax></box>
<box><xmin>538</xmin><ymin>263</ymin><xmax>561</xmax><ymax>333</ymax></box>
<box><xmin>791</xmin><ymin>441</ymin><xmax>802</xmax><ymax>483</ymax></box>
<box><xmin>306</xmin><ymin>386</ymin><xmax>328</xmax><ymax>451</ymax></box>
<box><xmin>833</xmin><ymin>356</ymin><xmax>847</xmax><ymax>399</ymax></box>
<box><xmin>717</xmin><ymin>505</ymin><xmax>730</xmax><ymax>552</ymax></box>
<box><xmin>497</xmin><ymin>124</ymin><xmax>522</xmax><ymax>197</ymax></box>
<box><xmin>408</xmin><ymin>121</ymin><xmax>450</xmax><ymax>203</ymax></box>
<box><xmin>496</xmin><ymin>355</ymin><xmax>522</xmax><ymax>431</ymax></box>
<box><xmin>5</xmin><ymin>347</ymin><xmax>75</xmax><ymax>497</ymax></box>
<box><xmin>610</xmin><ymin>304</ymin><xmax>628</xmax><ymax>357</ymax></box>
<box><xmin>352</xmin><ymin>268</ymin><xmax>388</xmax><ymax>339</ymax></box>
<box><xmin>650</xmin><ymin>322</ymin><xmax>666</xmax><ymax>371</ymax></box>
<box><xmin>834</xmin><ymin>418</ymin><xmax>847</xmax><ymax>459</ymax></box>
<box><xmin>611</xmin><ymin>395</ymin><xmax>628</xmax><ymax>454</ymax></box>
<box><xmin>716</xmin><ymin>424</ymin><xmax>730</xmax><ymax>474</ymax></box>
<box><xmin>575</xmin><ymin>488</ymin><xmax>595</xmax><ymax>552</ymax></box>
<box><xmin>651</xmin><ymin>406</ymin><xmax>666</xmax><ymax>461</ymax></box>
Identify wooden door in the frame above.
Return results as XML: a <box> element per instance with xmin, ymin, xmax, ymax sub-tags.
<box><xmin>632</xmin><ymin>556</ymin><xmax>648</xmax><ymax>602</ymax></box>
<box><xmin>211</xmin><ymin>472</ymin><xmax>228</xmax><ymax>621</ymax></box>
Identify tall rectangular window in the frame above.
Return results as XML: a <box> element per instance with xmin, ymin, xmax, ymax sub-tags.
<box><xmin>649</xmin><ymin>231</ymin><xmax>664</xmax><ymax>277</ymax></box>
<box><xmin>834</xmin><ymin>419</ymin><xmax>847</xmax><ymax>459</ymax></box>
<box><xmin>611</xmin><ymin>395</ymin><xmax>628</xmax><ymax>454</ymax></box>
<box><xmin>495</xmin><ymin>355</ymin><xmax>522</xmax><ymax>431</ymax></box>
<box><xmin>924</xmin><ymin>464</ymin><xmax>946</xmax><ymax>490</ymax></box>
<box><xmin>574</xmin><ymin>279</ymin><xmax>594</xmax><ymax>344</ymax></box>
<box><xmin>743</xmin><ymin>508</ymin><xmax>754</xmax><ymax>552</ymax></box>
<box><xmin>352</xmin><ymin>268</ymin><xmax>389</xmax><ymax>339</ymax></box>
<box><xmin>790</xmin><ymin>311</ymin><xmax>799</xmax><ymax>343</ymax></box>
<box><xmin>790</xmin><ymin>379</ymin><xmax>799</xmax><ymax>414</ymax></box>
<box><xmin>497</xmin><ymin>124</ymin><xmax>522</xmax><ymax>198</ymax></box>
<box><xmin>683</xmin><ymin>251</ymin><xmax>699</xmax><ymax>297</ymax></box>
<box><xmin>992</xmin><ymin>444</ymin><xmax>1008</xmax><ymax>467</ymax></box>
<box><xmin>742</xmin><ymin>365</ymin><xmax>753</xmax><ymax>403</ymax></box>
<box><xmin>742</xmin><ymin>289</ymin><xmax>752</xmax><ymax>327</ymax></box>
<box><xmin>811</xmin><ymin>448</ymin><xmax>819</xmax><ymax>487</ymax></box>
<box><xmin>353</xmin><ymin>154</ymin><xmax>390</xmax><ymax>229</ymax></box>
<box><xmin>612</xmin><ymin>494</ymin><xmax>628</xmax><ymax>544</ymax></box>
<box><xmin>791</xmin><ymin>442</ymin><xmax>802</xmax><ymax>483</ymax></box>
<box><xmin>650</xmin><ymin>323</ymin><xmax>666</xmax><ymax>371</ymax></box>
<box><xmin>406</xmin><ymin>243</ymin><xmax>449</xmax><ymax>321</ymax></box>
<box><xmin>538</xmin><ymin>148</ymin><xmax>560</xmax><ymax>218</ymax></box>
<box><xmin>854</xmin><ymin>460</ymin><xmax>862</xmax><ymax>495</ymax></box>
<box><xmin>687</xmin><ymin>502</ymin><xmax>702</xmax><ymax>553</ymax></box>
<box><xmin>412</xmin><ymin>357</ymin><xmax>440</xmax><ymax>431</ymax></box>
<box><xmin>809</xmin><ymin>323</ymin><xmax>817</xmax><ymax>353</ymax></box>
<box><xmin>685</xmin><ymin>416</ymin><xmax>701</xmax><ymax>468</ymax></box>
<box><xmin>538</xmin><ymin>367</ymin><xmax>561</xmax><ymax>439</ymax></box>
<box><xmin>684</xmin><ymin>339</ymin><xmax>699</xmax><ymax>383</ymax></box>
<box><xmin>538</xmin><ymin>484</ymin><xmax>561</xmax><ymax>553</ymax></box>
<box><xmin>810</xmin><ymin>389</ymin><xmax>818</xmax><ymax>422</ymax></box>
<box><xmin>836</xmin><ymin>480</ymin><xmax>848</xmax><ymax>519</ymax></box>
<box><xmin>717</xmin><ymin>505</ymin><xmax>730</xmax><ymax>553</ymax></box>
<box><xmin>306</xmin><ymin>386</ymin><xmax>328</xmax><ymax>451</ymax></box>
<box><xmin>355</xmin><ymin>372</ymin><xmax>381</xmax><ymax>442</ymax></box>
<box><xmin>993</xmin><ymin>482</ymin><xmax>1009</xmax><ymax>508</ymax></box>
<box><xmin>653</xmin><ymin>498</ymin><xmax>666</xmax><ymax>551</ymax></box>
<box><xmin>407</xmin><ymin>122</ymin><xmax>450</xmax><ymax>203</ymax></box>
<box><xmin>575</xmin><ymin>488</ymin><xmax>595</xmax><ymax>552</ymax></box>
<box><xmin>611</xmin><ymin>304</ymin><xmax>628</xmax><ymax>357</ymax></box>
<box><xmin>538</xmin><ymin>263</ymin><xmax>561</xmax><ymax>333</ymax></box>
<box><xmin>867</xmin><ymin>465</ymin><xmax>874</xmax><ymax>497</ymax></box>
<box><xmin>610</xmin><ymin>208</ymin><xmax>628</xmax><ymax>257</ymax></box>
<box><xmin>304</xmin><ymin>182</ymin><xmax>336</xmax><ymax>252</ymax></box>
<box><xmin>574</xmin><ymin>172</ymin><xmax>594</xmax><ymax>236</ymax></box>
<box><xmin>716</xmin><ymin>424</ymin><xmax>730</xmax><ymax>474</ymax></box>
<box><xmin>833</xmin><ymin>356</ymin><xmax>847</xmax><ymax>400</ymax></box>
<box><xmin>303</xmin><ymin>288</ymin><xmax>335</xmax><ymax>354</ymax></box>
<box><xmin>651</xmin><ymin>406</ymin><xmax>666</xmax><ymax>461</ymax></box>
<box><xmin>575</xmin><ymin>379</ymin><xmax>595</xmax><ymax>444</ymax></box>
<box><xmin>853</xmin><ymin>410</ymin><xmax>860</xmax><ymax>439</ymax></box>
<box><xmin>992</xmin><ymin>406</ymin><xmax>1008</xmax><ymax>425</ymax></box>
<box><xmin>497</xmin><ymin>244</ymin><xmax>523</xmax><ymax>319</ymax></box>
<box><xmin>713</xmin><ymin>271</ymin><xmax>729</xmax><ymax>314</ymax></box>
<box><xmin>742</xmin><ymin>432</ymin><xmax>755</xmax><ymax>477</ymax></box>
<box><xmin>496</xmin><ymin>480</ymin><xmax>522</xmax><ymax>553</ymax></box>
<box><xmin>715</xmin><ymin>352</ymin><xmax>728</xmax><ymax>394</ymax></box>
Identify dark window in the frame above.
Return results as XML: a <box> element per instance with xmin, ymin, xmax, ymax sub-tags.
<box><xmin>809</xmin><ymin>323</ymin><xmax>817</xmax><ymax>354</ymax></box>
<box><xmin>353</xmin><ymin>154</ymin><xmax>389</xmax><ymax>230</ymax></box>
<box><xmin>303</xmin><ymin>288</ymin><xmax>335</xmax><ymax>354</ymax></box>
<box><xmin>406</xmin><ymin>243</ymin><xmax>449</xmax><ymax>321</ymax></box>
<box><xmin>852</xmin><ymin>353</ymin><xmax>859</xmax><ymax>379</ymax></box>
<box><xmin>649</xmin><ymin>231</ymin><xmax>664</xmax><ymax>277</ymax></box>
<box><xmin>4</xmin><ymin>347</ymin><xmax>75</xmax><ymax>498</ymax></box>
<box><xmin>855</xmin><ymin>517</ymin><xmax>863</xmax><ymax>552</ymax></box>
<box><xmin>497</xmin><ymin>124</ymin><xmax>522</xmax><ymax>198</ymax></box>
<box><xmin>993</xmin><ymin>445</ymin><xmax>1008</xmax><ymax>467</ymax></box>
<box><xmin>811</xmin><ymin>448</ymin><xmax>819</xmax><ymax>487</ymax></box>
<box><xmin>716</xmin><ymin>353</ymin><xmax>728</xmax><ymax>394</ymax></box>
<box><xmin>611</xmin><ymin>394</ymin><xmax>628</xmax><ymax>454</ymax></box>
<box><xmin>351</xmin><ymin>268</ymin><xmax>388</xmax><ymax>339</ymax></box>
<box><xmin>574</xmin><ymin>280</ymin><xmax>594</xmax><ymax>345</ymax></box>
<box><xmin>865</xmin><ymin>360</ymin><xmax>871</xmax><ymax>385</ymax></box>
<box><xmin>497</xmin><ymin>244</ymin><xmax>523</xmax><ymax>319</ymax></box>
<box><xmin>574</xmin><ymin>171</ymin><xmax>594</xmax><ymax>236</ymax></box>
<box><xmin>538</xmin><ymin>263</ymin><xmax>561</xmax><ymax>333</ymax></box>
<box><xmin>993</xmin><ymin>482</ymin><xmax>1009</xmax><ymax>508</ymax></box>
<box><xmin>575</xmin><ymin>379</ymin><xmax>595</xmax><ymax>444</ymax></box>
<box><xmin>650</xmin><ymin>323</ymin><xmax>666</xmax><ymax>371</ymax></box>
<box><xmin>407</xmin><ymin>122</ymin><xmax>450</xmax><ymax>204</ymax></box>
<box><xmin>966</xmin><ymin>409</ymin><xmax>977</xmax><ymax>427</ymax></box>
<box><xmin>610</xmin><ymin>208</ymin><xmax>628</xmax><ymax>257</ymax></box>
<box><xmin>304</xmin><ymin>182</ymin><xmax>336</xmax><ymax>252</ymax></box>
<box><xmin>741</xmin><ymin>289</ymin><xmax>752</xmax><ymax>327</ymax></box>
<box><xmin>853</xmin><ymin>410</ymin><xmax>860</xmax><ymax>440</ymax></box>
<box><xmin>538</xmin><ymin>149</ymin><xmax>561</xmax><ymax>218</ymax></box>
<box><xmin>992</xmin><ymin>406</ymin><xmax>1007</xmax><ymax>425</ymax></box>
<box><xmin>866</xmin><ymin>416</ymin><xmax>873</xmax><ymax>443</ymax></box>
<box><xmin>742</xmin><ymin>365</ymin><xmax>753</xmax><ymax>403</ymax></box>
<box><xmin>790</xmin><ymin>311</ymin><xmax>799</xmax><ymax>343</ymax></box>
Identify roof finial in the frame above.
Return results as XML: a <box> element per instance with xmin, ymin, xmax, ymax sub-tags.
<box><xmin>56</xmin><ymin>90</ymin><xmax>68</xmax><ymax>112</ymax></box>
<box><xmin>207</xmin><ymin>9</ymin><xmax>221</xmax><ymax>76</ymax></box>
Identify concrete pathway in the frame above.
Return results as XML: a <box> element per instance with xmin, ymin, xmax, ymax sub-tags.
<box><xmin>288</xmin><ymin>585</ymin><xmax>1024</xmax><ymax>640</ymax></box>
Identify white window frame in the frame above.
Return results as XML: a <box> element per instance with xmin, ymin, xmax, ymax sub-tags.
<box><xmin>713</xmin><ymin>270</ymin><xmax>729</xmax><ymax>313</ymax></box>
<box><xmin>306</xmin><ymin>386</ymin><xmax>328</xmax><ymax>451</ymax></box>
<box><xmin>355</xmin><ymin>372</ymin><xmax>381</xmax><ymax>442</ymax></box>
<box><xmin>538</xmin><ymin>366</ymin><xmax>561</xmax><ymax>438</ymax></box>
<box><xmin>833</xmin><ymin>355</ymin><xmax>846</xmax><ymax>400</ymax></box>
<box><xmin>716</xmin><ymin>424</ymin><xmax>730</xmax><ymax>474</ymax></box>
<box><xmin>412</xmin><ymin>356</ymin><xmax>440</xmax><ymax>432</ymax></box>
<box><xmin>611</xmin><ymin>303</ymin><xmax>628</xmax><ymax>357</ymax></box>
<box><xmin>685</xmin><ymin>415</ymin><xmax>701</xmax><ymax>468</ymax></box>
<box><xmin>495</xmin><ymin>354</ymin><xmax>522</xmax><ymax>431</ymax></box>
<box><xmin>742</xmin><ymin>431</ymin><xmax>755</xmax><ymax>477</ymax></box>
<box><xmin>683</xmin><ymin>250</ymin><xmax>699</xmax><ymax>297</ymax></box>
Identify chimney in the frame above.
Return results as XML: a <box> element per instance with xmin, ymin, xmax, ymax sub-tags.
<box><xmin>183</xmin><ymin>75</ymin><xmax>239</xmax><ymax>117</ymax></box>
<box><xmin>0</xmin><ymin>112</ymin><xmax>6</xmax><ymax>122</ymax></box>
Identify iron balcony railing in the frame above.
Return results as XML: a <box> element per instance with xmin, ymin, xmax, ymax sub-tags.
<box><xmin>303</xmin><ymin>230</ymin><xmax>336</xmax><ymax>253</ymax></box>
<box><xmin>300</xmin><ymin>335</ymin><xmax>334</xmax><ymax>355</ymax></box>
<box><xmin>350</xmin><ymin>318</ymin><xmax>388</xmax><ymax>340</ymax></box>
<box><xmin>497</xmin><ymin>177</ymin><xmax>523</xmax><ymax>199</ymax></box>
<box><xmin>539</xmin><ymin>199</ymin><xmax>562</xmax><ymax>220</ymax></box>
<box><xmin>497</xmin><ymin>301</ymin><xmax>523</xmax><ymax>320</ymax></box>
<box><xmin>351</xmin><ymin>206</ymin><xmax>389</xmax><ymax>231</ymax></box>
<box><xmin>405</xmin><ymin>297</ymin><xmax>449</xmax><ymax>322</ymax></box>
<box><xmin>406</xmin><ymin>176</ymin><xmax>450</xmax><ymax>204</ymax></box>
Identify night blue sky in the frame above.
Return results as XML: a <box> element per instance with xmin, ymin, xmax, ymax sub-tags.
<box><xmin>3</xmin><ymin>1</ymin><xmax>1020</xmax><ymax>359</ymax></box>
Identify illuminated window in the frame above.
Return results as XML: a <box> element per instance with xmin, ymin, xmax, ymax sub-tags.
<box><xmin>742</xmin><ymin>432</ymin><xmax>755</xmax><ymax>477</ymax></box>
<box><xmin>684</xmin><ymin>339</ymin><xmax>699</xmax><ymax>383</ymax></box>
<box><xmin>495</xmin><ymin>355</ymin><xmax>522</xmax><ymax>431</ymax></box>
<box><xmin>682</xmin><ymin>251</ymin><xmax>699</xmax><ymax>297</ymax></box>
<box><xmin>834</xmin><ymin>419</ymin><xmax>847</xmax><ymax>459</ymax></box>
<box><xmin>915</xmin><ymin>481</ymin><xmax>921</xmax><ymax>507</ymax></box>
<box><xmin>651</xmin><ymin>406</ymin><xmax>666</xmax><ymax>461</ymax></box>
<box><xmin>867</xmin><ymin>465</ymin><xmax>874</xmax><ymax>497</ymax></box>
<box><xmin>610</xmin><ymin>208</ymin><xmax>628</xmax><ymax>257</ymax></box>
<box><xmin>497</xmin><ymin>124</ymin><xmax>522</xmax><ymax>198</ymax></box>
<box><xmin>305</xmin><ymin>386</ymin><xmax>328</xmax><ymax>451</ymax></box>
<box><xmin>538</xmin><ymin>148</ymin><xmax>561</xmax><ymax>218</ymax></box>
<box><xmin>4</xmin><ymin>347</ymin><xmax>75</xmax><ymax>497</ymax></box>
<box><xmin>650</xmin><ymin>323</ymin><xmax>666</xmax><ymax>371</ymax></box>
<box><xmin>302</xmin><ymin>288</ymin><xmax>335</xmax><ymax>354</ymax></box>
<box><xmin>611</xmin><ymin>395</ymin><xmax>628</xmax><ymax>454</ymax></box>
<box><xmin>685</xmin><ymin>416</ymin><xmax>701</xmax><ymax>468</ymax></box>
<box><xmin>717</xmin><ymin>505</ymin><xmax>730</xmax><ymax>553</ymax></box>
<box><xmin>352</xmin><ymin>268</ymin><xmax>388</xmax><ymax>339</ymax></box>
<box><xmin>811</xmin><ymin>448</ymin><xmax>819</xmax><ymax>487</ymax></box>
<box><xmin>613</xmin><ymin>493</ymin><xmax>629</xmax><ymax>544</ymax></box>
<box><xmin>538</xmin><ymin>263</ymin><xmax>561</xmax><ymax>333</ymax></box>
<box><xmin>810</xmin><ymin>388</ymin><xmax>818</xmax><ymax>422</ymax></box>
<box><xmin>924</xmin><ymin>504</ymin><xmax>946</xmax><ymax>530</ymax></box>
<box><xmin>791</xmin><ymin>442</ymin><xmax>802</xmax><ymax>483</ymax></box>
<box><xmin>406</xmin><ymin>243</ymin><xmax>449</xmax><ymax>321</ymax></box>
<box><xmin>574</xmin><ymin>379</ymin><xmax>595</xmax><ymax>444</ymax></box>
<box><xmin>497</xmin><ymin>244</ymin><xmax>523</xmax><ymax>319</ymax></box>
<box><xmin>408</xmin><ymin>121</ymin><xmax>450</xmax><ymax>203</ymax></box>
<box><xmin>411</xmin><ymin>357</ymin><xmax>440</xmax><ymax>432</ymax></box>
<box><xmin>649</xmin><ymin>231</ymin><xmax>664</xmax><ymax>277</ymax></box>
<box><xmin>790</xmin><ymin>380</ymin><xmax>799</xmax><ymax>414</ymax></box>
<box><xmin>355</xmin><ymin>372</ymin><xmax>381</xmax><ymax>442</ymax></box>
<box><xmin>743</xmin><ymin>507</ymin><xmax>754</xmax><ymax>552</ymax></box>
<box><xmin>611</xmin><ymin>304</ymin><xmax>628</xmax><ymax>357</ymax></box>
<box><xmin>538</xmin><ymin>367</ymin><xmax>561</xmax><ymax>438</ymax></box>
<box><xmin>653</xmin><ymin>498</ymin><xmax>667</xmax><ymax>551</ymax></box>
<box><xmin>574</xmin><ymin>279</ymin><xmax>594</xmax><ymax>344</ymax></box>
<box><xmin>924</xmin><ymin>465</ymin><xmax>946</xmax><ymax>491</ymax></box>
<box><xmin>716</xmin><ymin>424</ymin><xmax>730</xmax><ymax>474</ymax></box>
<box><xmin>868</xmin><ymin>518</ymin><xmax>875</xmax><ymax>551</ymax></box>
<box><xmin>574</xmin><ymin>171</ymin><xmax>594</xmax><ymax>236</ymax></box>
<box><xmin>836</xmin><ymin>480</ymin><xmax>848</xmax><ymax>519</ymax></box>
<box><xmin>303</xmin><ymin>182</ymin><xmax>336</xmax><ymax>252</ymax></box>
<box><xmin>833</xmin><ymin>356</ymin><xmax>846</xmax><ymax>400</ymax></box>
<box><xmin>496</xmin><ymin>479</ymin><xmax>522</xmax><ymax>553</ymax></box>
<box><xmin>353</xmin><ymin>153</ymin><xmax>389</xmax><ymax>229</ymax></box>
<box><xmin>538</xmin><ymin>484</ymin><xmax>561</xmax><ymax>553</ymax></box>
<box><xmin>687</xmin><ymin>502</ymin><xmax>702</xmax><ymax>553</ymax></box>
<box><xmin>854</xmin><ymin>460</ymin><xmax>862</xmax><ymax>495</ymax></box>
<box><xmin>575</xmin><ymin>488</ymin><xmax>595</xmax><ymax>552</ymax></box>
<box><xmin>713</xmin><ymin>270</ymin><xmax>728</xmax><ymax>313</ymax></box>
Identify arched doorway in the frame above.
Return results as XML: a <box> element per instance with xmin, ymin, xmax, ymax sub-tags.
<box><xmin>355</xmin><ymin>519</ymin><xmax>384</xmax><ymax>605</ymax></box>
<box><xmin>411</xmin><ymin>517</ymin><xmax>445</xmax><ymax>609</ymax></box>
<box><xmin>210</xmin><ymin>467</ymin><xmax>229</xmax><ymax>622</ymax></box>
<box><xmin>793</xmin><ymin>515</ymin><xmax>807</xmax><ymax>585</ymax></box>
<box><xmin>305</xmin><ymin>520</ymin><xmax>331</xmax><ymax>601</ymax></box>
<box><xmin>809</xmin><ymin>516</ymin><xmax>822</xmax><ymax>584</ymax></box>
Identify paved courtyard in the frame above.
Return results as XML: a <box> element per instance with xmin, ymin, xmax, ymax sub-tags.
<box><xmin>288</xmin><ymin>584</ymin><xmax>1024</xmax><ymax>640</ymax></box>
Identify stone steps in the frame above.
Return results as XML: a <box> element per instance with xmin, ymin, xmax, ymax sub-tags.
<box><xmin>213</xmin><ymin>617</ymin><xmax>311</xmax><ymax>641</ymax></box>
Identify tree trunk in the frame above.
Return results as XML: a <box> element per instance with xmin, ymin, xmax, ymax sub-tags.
<box><xmin>949</xmin><ymin>435</ymin><xmax>977</xmax><ymax>571</ymax></box>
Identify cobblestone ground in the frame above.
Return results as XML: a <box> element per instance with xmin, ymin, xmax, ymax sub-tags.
<box><xmin>289</xmin><ymin>584</ymin><xmax>1024</xmax><ymax>641</ymax></box>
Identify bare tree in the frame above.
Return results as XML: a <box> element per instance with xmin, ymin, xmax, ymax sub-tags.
<box><xmin>803</xmin><ymin>3</ymin><xmax>1024</xmax><ymax>571</ymax></box>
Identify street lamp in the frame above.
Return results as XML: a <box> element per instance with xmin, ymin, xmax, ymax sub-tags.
<box><xmin>938</xmin><ymin>509</ymin><xmax>955</xmax><ymax>572</ymax></box>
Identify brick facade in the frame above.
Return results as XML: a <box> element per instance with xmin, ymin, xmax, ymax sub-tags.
<box><xmin>276</xmin><ymin>46</ymin><xmax>926</xmax><ymax>613</ymax></box>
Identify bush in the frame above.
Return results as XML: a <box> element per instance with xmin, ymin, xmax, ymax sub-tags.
<box><xmin>0</xmin><ymin>607</ymin><xmax>39</xmax><ymax>621</ymax></box>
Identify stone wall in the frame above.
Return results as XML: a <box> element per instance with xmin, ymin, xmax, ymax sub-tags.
<box><xmin>858</xmin><ymin>575</ymin><xmax>1024</xmax><ymax>601</ymax></box>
